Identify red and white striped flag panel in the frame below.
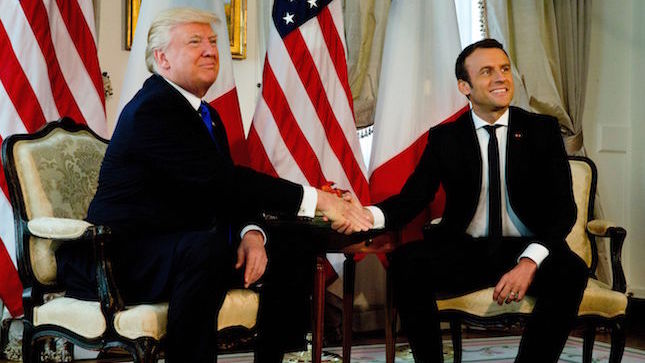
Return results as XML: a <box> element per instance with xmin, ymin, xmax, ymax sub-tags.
<box><xmin>0</xmin><ymin>0</ymin><xmax>106</xmax><ymax>317</ymax></box>
<box><xmin>119</xmin><ymin>0</ymin><xmax>248</xmax><ymax>165</ymax></box>
<box><xmin>0</xmin><ymin>0</ymin><xmax>106</xmax><ymax>137</ymax></box>
<box><xmin>248</xmin><ymin>0</ymin><xmax>370</xmax><ymax>204</ymax></box>
<box><xmin>368</xmin><ymin>0</ymin><xmax>469</xmax><ymax>241</ymax></box>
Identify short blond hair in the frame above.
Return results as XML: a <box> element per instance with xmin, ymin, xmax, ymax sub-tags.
<box><xmin>145</xmin><ymin>7</ymin><xmax>219</xmax><ymax>73</ymax></box>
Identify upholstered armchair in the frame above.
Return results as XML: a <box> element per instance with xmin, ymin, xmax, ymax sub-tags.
<box><xmin>433</xmin><ymin>156</ymin><xmax>628</xmax><ymax>363</ymax></box>
<box><xmin>1</xmin><ymin>118</ymin><xmax>260</xmax><ymax>362</ymax></box>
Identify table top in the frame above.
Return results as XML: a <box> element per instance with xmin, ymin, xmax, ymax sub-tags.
<box><xmin>263</xmin><ymin>215</ymin><xmax>398</xmax><ymax>254</ymax></box>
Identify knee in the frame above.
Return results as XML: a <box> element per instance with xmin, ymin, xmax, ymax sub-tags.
<box><xmin>566</xmin><ymin>251</ymin><xmax>589</xmax><ymax>284</ymax></box>
<box><xmin>554</xmin><ymin>250</ymin><xmax>589</xmax><ymax>295</ymax></box>
<box><xmin>390</xmin><ymin>241</ymin><xmax>427</xmax><ymax>288</ymax></box>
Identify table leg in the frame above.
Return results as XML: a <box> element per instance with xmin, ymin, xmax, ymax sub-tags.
<box><xmin>342</xmin><ymin>254</ymin><xmax>356</xmax><ymax>362</ymax></box>
<box><xmin>312</xmin><ymin>255</ymin><xmax>326</xmax><ymax>363</ymax></box>
<box><xmin>385</xmin><ymin>264</ymin><xmax>396</xmax><ymax>363</ymax></box>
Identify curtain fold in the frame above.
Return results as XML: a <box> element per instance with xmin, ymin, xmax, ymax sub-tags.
<box><xmin>485</xmin><ymin>0</ymin><xmax>591</xmax><ymax>155</ymax></box>
<box><xmin>344</xmin><ymin>0</ymin><xmax>390</xmax><ymax>128</ymax></box>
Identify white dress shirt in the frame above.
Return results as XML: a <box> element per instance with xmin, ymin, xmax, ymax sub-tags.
<box><xmin>369</xmin><ymin>109</ymin><xmax>549</xmax><ymax>267</ymax></box>
<box><xmin>164</xmin><ymin>77</ymin><xmax>318</xmax><ymax>244</ymax></box>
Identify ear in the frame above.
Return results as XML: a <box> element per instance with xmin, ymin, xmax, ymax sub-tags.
<box><xmin>154</xmin><ymin>49</ymin><xmax>170</xmax><ymax>71</ymax></box>
<box><xmin>457</xmin><ymin>79</ymin><xmax>471</xmax><ymax>97</ymax></box>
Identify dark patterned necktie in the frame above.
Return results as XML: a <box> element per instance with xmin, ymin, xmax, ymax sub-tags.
<box><xmin>484</xmin><ymin>125</ymin><xmax>502</xmax><ymax>240</ymax></box>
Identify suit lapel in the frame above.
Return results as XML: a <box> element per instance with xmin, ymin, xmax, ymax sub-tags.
<box><xmin>456</xmin><ymin>111</ymin><xmax>482</xmax><ymax>194</ymax></box>
<box><xmin>506</xmin><ymin>107</ymin><xmax>526</xmax><ymax>188</ymax></box>
<box><xmin>453</xmin><ymin>111</ymin><xmax>482</xmax><ymax>217</ymax></box>
<box><xmin>208</xmin><ymin>107</ymin><xmax>233</xmax><ymax>162</ymax></box>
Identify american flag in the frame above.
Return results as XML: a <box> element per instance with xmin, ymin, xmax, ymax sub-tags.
<box><xmin>247</xmin><ymin>0</ymin><xmax>369</xmax><ymax>204</ymax></box>
<box><xmin>0</xmin><ymin>0</ymin><xmax>106</xmax><ymax>317</ymax></box>
<box><xmin>368</xmin><ymin>0</ymin><xmax>469</xmax><ymax>243</ymax></box>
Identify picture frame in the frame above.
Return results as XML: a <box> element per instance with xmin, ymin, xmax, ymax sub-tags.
<box><xmin>125</xmin><ymin>0</ymin><xmax>141</xmax><ymax>50</ymax></box>
<box><xmin>125</xmin><ymin>0</ymin><xmax>247</xmax><ymax>60</ymax></box>
<box><xmin>225</xmin><ymin>0</ymin><xmax>247</xmax><ymax>59</ymax></box>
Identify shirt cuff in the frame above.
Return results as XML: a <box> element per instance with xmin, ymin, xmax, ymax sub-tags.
<box><xmin>240</xmin><ymin>225</ymin><xmax>267</xmax><ymax>245</ymax></box>
<box><xmin>366</xmin><ymin>206</ymin><xmax>385</xmax><ymax>229</ymax></box>
<box><xmin>518</xmin><ymin>242</ymin><xmax>550</xmax><ymax>267</ymax></box>
<box><xmin>298</xmin><ymin>186</ymin><xmax>317</xmax><ymax>218</ymax></box>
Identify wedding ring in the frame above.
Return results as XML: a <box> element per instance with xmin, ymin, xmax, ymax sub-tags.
<box><xmin>509</xmin><ymin>291</ymin><xmax>516</xmax><ymax>298</ymax></box>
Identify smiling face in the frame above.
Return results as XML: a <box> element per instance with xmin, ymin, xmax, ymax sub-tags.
<box><xmin>154</xmin><ymin>22</ymin><xmax>219</xmax><ymax>98</ymax></box>
<box><xmin>458</xmin><ymin>47</ymin><xmax>514</xmax><ymax>123</ymax></box>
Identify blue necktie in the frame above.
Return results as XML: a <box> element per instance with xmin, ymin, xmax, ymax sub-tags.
<box><xmin>199</xmin><ymin>101</ymin><xmax>217</xmax><ymax>143</ymax></box>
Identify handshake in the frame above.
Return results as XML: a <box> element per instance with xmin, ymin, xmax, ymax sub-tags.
<box><xmin>315</xmin><ymin>189</ymin><xmax>374</xmax><ymax>235</ymax></box>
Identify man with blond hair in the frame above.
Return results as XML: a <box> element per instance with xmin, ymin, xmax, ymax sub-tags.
<box><xmin>56</xmin><ymin>7</ymin><xmax>370</xmax><ymax>362</ymax></box>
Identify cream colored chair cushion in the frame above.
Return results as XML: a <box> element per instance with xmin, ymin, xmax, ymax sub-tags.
<box><xmin>33</xmin><ymin>290</ymin><xmax>260</xmax><ymax>340</ymax></box>
<box><xmin>437</xmin><ymin>277</ymin><xmax>628</xmax><ymax>319</ymax></box>
<box><xmin>28</xmin><ymin>217</ymin><xmax>92</xmax><ymax>240</ymax></box>
<box><xmin>33</xmin><ymin>297</ymin><xmax>106</xmax><ymax>339</ymax></box>
<box><xmin>217</xmin><ymin>289</ymin><xmax>259</xmax><ymax>330</ymax></box>
<box><xmin>578</xmin><ymin>279</ymin><xmax>628</xmax><ymax>318</ymax></box>
<box><xmin>33</xmin><ymin>298</ymin><xmax>168</xmax><ymax>340</ymax></box>
<box><xmin>566</xmin><ymin>160</ymin><xmax>594</xmax><ymax>267</ymax></box>
<box><xmin>437</xmin><ymin>288</ymin><xmax>536</xmax><ymax>317</ymax></box>
<box><xmin>114</xmin><ymin>303</ymin><xmax>169</xmax><ymax>340</ymax></box>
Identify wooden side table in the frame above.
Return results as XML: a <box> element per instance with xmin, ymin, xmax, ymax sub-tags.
<box><xmin>265</xmin><ymin>217</ymin><xmax>398</xmax><ymax>363</ymax></box>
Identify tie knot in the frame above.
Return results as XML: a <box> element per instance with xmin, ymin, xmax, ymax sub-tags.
<box><xmin>484</xmin><ymin>125</ymin><xmax>500</xmax><ymax>135</ymax></box>
<box><xmin>199</xmin><ymin>101</ymin><xmax>208</xmax><ymax>113</ymax></box>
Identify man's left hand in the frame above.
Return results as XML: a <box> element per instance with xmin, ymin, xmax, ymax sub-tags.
<box><xmin>235</xmin><ymin>230</ymin><xmax>268</xmax><ymax>288</ymax></box>
<box><xmin>492</xmin><ymin>258</ymin><xmax>537</xmax><ymax>305</ymax></box>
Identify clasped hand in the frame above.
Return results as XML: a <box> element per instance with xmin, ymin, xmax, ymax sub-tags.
<box><xmin>316</xmin><ymin>190</ymin><xmax>373</xmax><ymax>234</ymax></box>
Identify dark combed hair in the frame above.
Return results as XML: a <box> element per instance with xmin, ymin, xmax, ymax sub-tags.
<box><xmin>455</xmin><ymin>38</ymin><xmax>508</xmax><ymax>84</ymax></box>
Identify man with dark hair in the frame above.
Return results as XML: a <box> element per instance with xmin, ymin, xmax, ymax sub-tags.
<box><xmin>357</xmin><ymin>38</ymin><xmax>589</xmax><ymax>362</ymax></box>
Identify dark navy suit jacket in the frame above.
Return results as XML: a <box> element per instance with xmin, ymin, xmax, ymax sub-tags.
<box><xmin>58</xmin><ymin>74</ymin><xmax>304</xmax><ymax>301</ymax></box>
<box><xmin>377</xmin><ymin>106</ymin><xmax>576</xmax><ymax>254</ymax></box>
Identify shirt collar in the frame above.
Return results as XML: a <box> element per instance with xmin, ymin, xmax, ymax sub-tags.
<box><xmin>161</xmin><ymin>76</ymin><xmax>203</xmax><ymax>111</ymax></box>
<box><xmin>472</xmin><ymin>108</ymin><xmax>510</xmax><ymax>130</ymax></box>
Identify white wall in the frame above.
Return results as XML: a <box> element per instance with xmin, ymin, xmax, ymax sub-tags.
<box><xmin>583</xmin><ymin>0</ymin><xmax>645</xmax><ymax>297</ymax></box>
<box><xmin>96</xmin><ymin>0</ymin><xmax>262</xmax><ymax>136</ymax></box>
<box><xmin>96</xmin><ymin>0</ymin><xmax>129</xmax><ymax>135</ymax></box>
<box><xmin>628</xmin><ymin>0</ymin><xmax>645</xmax><ymax>298</ymax></box>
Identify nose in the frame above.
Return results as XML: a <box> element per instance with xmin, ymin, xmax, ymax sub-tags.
<box><xmin>493</xmin><ymin>69</ymin><xmax>507</xmax><ymax>82</ymax></box>
<box><xmin>203</xmin><ymin>41</ymin><xmax>218</xmax><ymax>58</ymax></box>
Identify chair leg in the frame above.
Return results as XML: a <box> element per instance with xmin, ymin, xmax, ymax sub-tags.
<box><xmin>342</xmin><ymin>255</ymin><xmax>356</xmax><ymax>363</ymax></box>
<box><xmin>582</xmin><ymin>324</ymin><xmax>596</xmax><ymax>363</ymax></box>
<box><xmin>133</xmin><ymin>338</ymin><xmax>159</xmax><ymax>363</ymax></box>
<box><xmin>450</xmin><ymin>319</ymin><xmax>462</xmax><ymax>363</ymax></box>
<box><xmin>312</xmin><ymin>255</ymin><xmax>326</xmax><ymax>363</ymax></box>
<box><xmin>22</xmin><ymin>322</ymin><xmax>38</xmax><ymax>363</ymax></box>
<box><xmin>384</xmin><ymin>266</ymin><xmax>396</xmax><ymax>363</ymax></box>
<box><xmin>609</xmin><ymin>321</ymin><xmax>626</xmax><ymax>363</ymax></box>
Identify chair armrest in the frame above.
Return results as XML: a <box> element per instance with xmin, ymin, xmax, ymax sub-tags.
<box><xmin>27</xmin><ymin>217</ymin><xmax>92</xmax><ymax>240</ymax></box>
<box><xmin>28</xmin><ymin>217</ymin><xmax>125</xmax><ymax>318</ymax></box>
<box><xmin>587</xmin><ymin>219</ymin><xmax>619</xmax><ymax>237</ymax></box>
<box><xmin>587</xmin><ymin>219</ymin><xmax>627</xmax><ymax>293</ymax></box>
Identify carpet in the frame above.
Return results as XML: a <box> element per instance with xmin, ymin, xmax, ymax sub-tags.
<box><xmin>218</xmin><ymin>336</ymin><xmax>645</xmax><ymax>363</ymax></box>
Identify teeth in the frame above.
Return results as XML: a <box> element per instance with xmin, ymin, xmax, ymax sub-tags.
<box><xmin>491</xmin><ymin>89</ymin><xmax>506</xmax><ymax>94</ymax></box>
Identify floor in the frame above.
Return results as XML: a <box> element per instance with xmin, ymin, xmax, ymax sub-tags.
<box><xmin>3</xmin><ymin>299</ymin><xmax>643</xmax><ymax>362</ymax></box>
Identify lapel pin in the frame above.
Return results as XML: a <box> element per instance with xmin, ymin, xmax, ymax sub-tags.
<box><xmin>513</xmin><ymin>132</ymin><xmax>524</xmax><ymax>139</ymax></box>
